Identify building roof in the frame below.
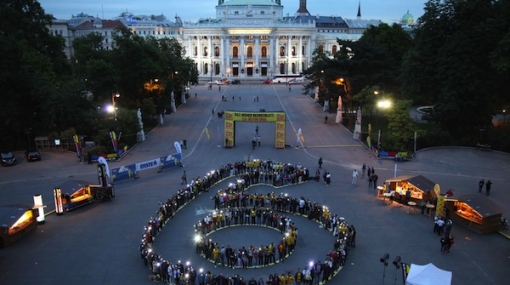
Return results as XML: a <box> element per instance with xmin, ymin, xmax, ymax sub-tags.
<box><xmin>450</xmin><ymin>194</ymin><xmax>503</xmax><ymax>217</ymax></box>
<box><xmin>73</xmin><ymin>19</ymin><xmax>124</xmax><ymax>30</ymax></box>
<box><xmin>385</xmin><ymin>175</ymin><xmax>437</xmax><ymax>192</ymax></box>
<box><xmin>220</xmin><ymin>0</ymin><xmax>279</xmax><ymax>6</ymax></box>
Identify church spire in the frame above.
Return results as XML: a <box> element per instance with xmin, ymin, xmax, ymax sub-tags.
<box><xmin>296</xmin><ymin>0</ymin><xmax>310</xmax><ymax>16</ymax></box>
<box><xmin>357</xmin><ymin>1</ymin><xmax>361</xmax><ymax>19</ymax></box>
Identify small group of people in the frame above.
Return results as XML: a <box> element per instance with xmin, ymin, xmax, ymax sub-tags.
<box><xmin>252</xmin><ymin>135</ymin><xmax>261</xmax><ymax>149</ymax></box>
<box><xmin>478</xmin><ymin>178</ymin><xmax>493</xmax><ymax>196</ymax></box>
<box><xmin>434</xmin><ymin>217</ymin><xmax>454</xmax><ymax>253</ymax></box>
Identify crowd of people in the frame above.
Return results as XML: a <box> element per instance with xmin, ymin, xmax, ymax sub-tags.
<box><xmin>138</xmin><ymin>160</ymin><xmax>357</xmax><ymax>284</ymax></box>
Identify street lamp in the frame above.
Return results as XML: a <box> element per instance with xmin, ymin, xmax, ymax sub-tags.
<box><xmin>376</xmin><ymin>99</ymin><xmax>392</xmax><ymax>153</ymax></box>
<box><xmin>111</xmin><ymin>86</ymin><xmax>120</xmax><ymax>120</ymax></box>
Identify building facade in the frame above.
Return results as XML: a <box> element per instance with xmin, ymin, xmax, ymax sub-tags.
<box><xmin>52</xmin><ymin>0</ymin><xmax>383</xmax><ymax>80</ymax></box>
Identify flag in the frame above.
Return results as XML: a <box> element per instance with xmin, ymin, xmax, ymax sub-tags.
<box><xmin>73</xmin><ymin>134</ymin><xmax>81</xmax><ymax>158</ymax></box>
<box><xmin>205</xmin><ymin>128</ymin><xmax>210</xmax><ymax>140</ymax></box>
<box><xmin>110</xmin><ymin>131</ymin><xmax>118</xmax><ymax>152</ymax></box>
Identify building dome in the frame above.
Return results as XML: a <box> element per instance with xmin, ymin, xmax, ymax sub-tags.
<box><xmin>401</xmin><ymin>10</ymin><xmax>414</xmax><ymax>25</ymax></box>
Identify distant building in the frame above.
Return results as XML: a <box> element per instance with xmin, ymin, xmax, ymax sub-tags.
<box><xmin>48</xmin><ymin>0</ymin><xmax>383</xmax><ymax>80</ymax></box>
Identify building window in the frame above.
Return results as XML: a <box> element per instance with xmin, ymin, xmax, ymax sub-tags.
<box><xmin>279</xmin><ymin>46</ymin><xmax>285</xmax><ymax>56</ymax></box>
<box><xmin>203</xmin><ymin>46</ymin><xmax>208</xmax><ymax>56</ymax></box>
<box><xmin>235</xmin><ymin>11</ymin><xmax>239</xmax><ymax>15</ymax></box>
<box><xmin>261</xmin><ymin>11</ymin><xmax>265</xmax><ymax>15</ymax></box>
<box><xmin>332</xmin><ymin>45</ymin><xmax>337</xmax><ymax>54</ymax></box>
<box><xmin>318</xmin><ymin>45</ymin><xmax>324</xmax><ymax>52</ymax></box>
<box><xmin>214</xmin><ymin>46</ymin><xmax>220</xmax><ymax>57</ymax></box>
<box><xmin>302</xmin><ymin>45</ymin><xmax>305</xmax><ymax>56</ymax></box>
<box><xmin>279</xmin><ymin>36</ymin><xmax>286</xmax><ymax>40</ymax></box>
<box><xmin>261</xmin><ymin>46</ymin><xmax>267</xmax><ymax>57</ymax></box>
<box><xmin>204</xmin><ymin>63</ymin><xmax>208</xmax><ymax>75</ymax></box>
<box><xmin>233</xmin><ymin>46</ymin><xmax>238</xmax><ymax>57</ymax></box>
<box><xmin>291</xmin><ymin>46</ymin><xmax>296</xmax><ymax>56</ymax></box>
<box><xmin>292</xmin><ymin>63</ymin><xmax>296</xmax><ymax>74</ymax></box>
<box><xmin>261</xmin><ymin>36</ymin><xmax>268</xmax><ymax>40</ymax></box>
<box><xmin>247</xmin><ymin>46</ymin><xmax>253</xmax><ymax>57</ymax></box>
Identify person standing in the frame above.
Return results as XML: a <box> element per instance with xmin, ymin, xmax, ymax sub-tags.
<box><xmin>351</xmin><ymin>170</ymin><xmax>358</xmax><ymax>185</ymax></box>
<box><xmin>318</xmin><ymin>157</ymin><xmax>323</xmax><ymax>169</ymax></box>
<box><xmin>485</xmin><ymin>180</ymin><xmax>492</xmax><ymax>196</ymax></box>
<box><xmin>181</xmin><ymin>171</ymin><xmax>187</xmax><ymax>185</ymax></box>
<box><xmin>324</xmin><ymin>116</ymin><xmax>328</xmax><ymax>124</ymax></box>
<box><xmin>478</xmin><ymin>179</ymin><xmax>485</xmax><ymax>193</ymax></box>
<box><xmin>362</xmin><ymin>163</ymin><xmax>366</xmax><ymax>176</ymax></box>
<box><xmin>372</xmin><ymin>174</ymin><xmax>379</xmax><ymax>189</ymax></box>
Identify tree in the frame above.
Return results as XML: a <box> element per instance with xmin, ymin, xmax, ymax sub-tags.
<box><xmin>384</xmin><ymin>100</ymin><xmax>416</xmax><ymax>150</ymax></box>
<box><xmin>0</xmin><ymin>0</ymin><xmax>70</xmax><ymax>148</ymax></box>
<box><xmin>401</xmin><ymin>0</ymin><xmax>510</xmax><ymax>140</ymax></box>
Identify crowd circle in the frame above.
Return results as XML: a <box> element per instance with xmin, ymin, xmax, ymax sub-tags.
<box><xmin>139</xmin><ymin>160</ymin><xmax>357</xmax><ymax>285</ymax></box>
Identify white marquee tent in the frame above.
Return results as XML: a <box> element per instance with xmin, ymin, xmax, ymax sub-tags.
<box><xmin>406</xmin><ymin>263</ymin><xmax>452</xmax><ymax>285</ymax></box>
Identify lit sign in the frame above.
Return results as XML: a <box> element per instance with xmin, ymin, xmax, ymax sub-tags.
<box><xmin>228</xmin><ymin>29</ymin><xmax>272</xmax><ymax>35</ymax></box>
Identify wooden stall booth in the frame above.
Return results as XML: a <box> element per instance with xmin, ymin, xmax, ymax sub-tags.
<box><xmin>383</xmin><ymin>175</ymin><xmax>439</xmax><ymax>205</ymax></box>
<box><xmin>445</xmin><ymin>195</ymin><xmax>502</xmax><ymax>234</ymax></box>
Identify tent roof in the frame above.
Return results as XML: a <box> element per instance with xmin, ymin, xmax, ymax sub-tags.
<box><xmin>0</xmin><ymin>205</ymin><xmax>32</xmax><ymax>228</ymax></box>
<box><xmin>385</xmin><ymin>175</ymin><xmax>436</xmax><ymax>192</ymax></box>
<box><xmin>406</xmin><ymin>263</ymin><xmax>452</xmax><ymax>285</ymax></box>
<box><xmin>448</xmin><ymin>194</ymin><xmax>503</xmax><ymax>217</ymax></box>
<box><xmin>57</xmin><ymin>180</ymin><xmax>91</xmax><ymax>194</ymax></box>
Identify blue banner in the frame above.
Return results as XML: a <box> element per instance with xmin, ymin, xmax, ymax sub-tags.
<box><xmin>111</xmin><ymin>164</ymin><xmax>138</xmax><ymax>183</ymax></box>
<box><xmin>159</xmin><ymin>153</ymin><xmax>182</xmax><ymax>172</ymax></box>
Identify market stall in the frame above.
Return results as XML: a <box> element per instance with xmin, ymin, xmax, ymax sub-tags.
<box><xmin>0</xmin><ymin>205</ymin><xmax>38</xmax><ymax>247</ymax></box>
<box><xmin>382</xmin><ymin>175</ymin><xmax>439</xmax><ymax>205</ymax></box>
<box><xmin>445</xmin><ymin>194</ymin><xmax>502</xmax><ymax>234</ymax></box>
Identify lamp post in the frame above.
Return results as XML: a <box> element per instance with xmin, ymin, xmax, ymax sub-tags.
<box><xmin>376</xmin><ymin>99</ymin><xmax>392</xmax><ymax>153</ymax></box>
<box><xmin>335</xmin><ymin>78</ymin><xmax>347</xmax><ymax>124</ymax></box>
<box><xmin>111</xmin><ymin>85</ymin><xmax>120</xmax><ymax>121</ymax></box>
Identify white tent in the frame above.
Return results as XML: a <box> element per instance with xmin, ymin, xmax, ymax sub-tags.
<box><xmin>406</xmin><ymin>263</ymin><xmax>452</xmax><ymax>285</ymax></box>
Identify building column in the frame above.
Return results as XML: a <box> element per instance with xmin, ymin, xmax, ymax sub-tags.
<box><xmin>240</xmin><ymin>36</ymin><xmax>245</xmax><ymax>77</ymax></box>
<box><xmin>287</xmin><ymin>35</ymin><xmax>291</xmax><ymax>74</ymax></box>
<box><xmin>269</xmin><ymin>35</ymin><xmax>275</xmax><ymax>77</ymax></box>
<box><xmin>188</xmin><ymin>37</ymin><xmax>192</xmax><ymax>58</ymax></box>
<box><xmin>255</xmin><ymin>37</ymin><xmax>260</xmax><ymax>77</ymax></box>
<box><xmin>275</xmin><ymin>36</ymin><xmax>280</xmax><ymax>75</ymax></box>
<box><xmin>208</xmin><ymin>37</ymin><xmax>212</xmax><ymax>76</ymax></box>
<box><xmin>308</xmin><ymin>36</ymin><xmax>313</xmax><ymax>68</ymax></box>
<box><xmin>225</xmin><ymin>36</ymin><xmax>230</xmax><ymax>76</ymax></box>
<box><xmin>220</xmin><ymin>36</ymin><xmax>224</xmax><ymax>76</ymax></box>
<box><xmin>197</xmin><ymin>36</ymin><xmax>202</xmax><ymax>74</ymax></box>
<box><xmin>298</xmin><ymin>36</ymin><xmax>303</xmax><ymax>72</ymax></box>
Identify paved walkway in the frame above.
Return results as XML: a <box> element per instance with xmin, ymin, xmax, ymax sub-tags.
<box><xmin>1</xmin><ymin>84</ymin><xmax>509</xmax><ymax>285</ymax></box>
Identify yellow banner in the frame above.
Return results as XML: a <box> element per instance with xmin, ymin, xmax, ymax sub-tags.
<box><xmin>225</xmin><ymin>111</ymin><xmax>284</xmax><ymax>122</ymax></box>
<box><xmin>436</xmin><ymin>195</ymin><xmax>445</xmax><ymax>217</ymax></box>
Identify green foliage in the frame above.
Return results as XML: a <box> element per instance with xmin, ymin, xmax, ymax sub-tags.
<box><xmin>384</xmin><ymin>100</ymin><xmax>416</xmax><ymax>150</ymax></box>
<box><xmin>401</xmin><ymin>0</ymin><xmax>510</xmax><ymax>141</ymax></box>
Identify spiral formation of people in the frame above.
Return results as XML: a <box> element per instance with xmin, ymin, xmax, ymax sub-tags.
<box><xmin>139</xmin><ymin>160</ymin><xmax>357</xmax><ymax>285</ymax></box>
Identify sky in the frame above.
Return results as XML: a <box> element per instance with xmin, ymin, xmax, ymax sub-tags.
<box><xmin>37</xmin><ymin>0</ymin><xmax>426</xmax><ymax>24</ymax></box>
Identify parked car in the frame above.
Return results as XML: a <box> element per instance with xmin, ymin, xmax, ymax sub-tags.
<box><xmin>263</xmin><ymin>79</ymin><xmax>272</xmax><ymax>84</ymax></box>
<box><xmin>25</xmin><ymin>149</ymin><xmax>41</xmax><ymax>162</ymax></box>
<box><xmin>1</xmin><ymin>151</ymin><xmax>17</xmax><ymax>166</ymax></box>
<box><xmin>230</xmin><ymin>79</ymin><xmax>241</xmax><ymax>85</ymax></box>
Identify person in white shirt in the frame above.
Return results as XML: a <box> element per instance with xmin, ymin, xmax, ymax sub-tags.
<box><xmin>352</xmin><ymin>170</ymin><xmax>358</xmax><ymax>185</ymax></box>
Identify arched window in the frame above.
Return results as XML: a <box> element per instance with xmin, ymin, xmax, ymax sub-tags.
<box><xmin>215</xmin><ymin>63</ymin><xmax>220</xmax><ymax>75</ymax></box>
<box><xmin>291</xmin><ymin>46</ymin><xmax>296</xmax><ymax>56</ymax></box>
<box><xmin>261</xmin><ymin>46</ymin><xmax>267</xmax><ymax>57</ymax></box>
<box><xmin>204</xmin><ymin>63</ymin><xmax>208</xmax><ymax>75</ymax></box>
<box><xmin>233</xmin><ymin>46</ymin><xmax>238</xmax><ymax>57</ymax></box>
<box><xmin>247</xmin><ymin>46</ymin><xmax>253</xmax><ymax>57</ymax></box>
<box><xmin>302</xmin><ymin>45</ymin><xmax>305</xmax><ymax>56</ymax></box>
<box><xmin>279</xmin><ymin>62</ymin><xmax>285</xmax><ymax>74</ymax></box>
<box><xmin>203</xmin><ymin>46</ymin><xmax>208</xmax><ymax>57</ymax></box>
<box><xmin>332</xmin><ymin>45</ymin><xmax>337</xmax><ymax>54</ymax></box>
<box><xmin>291</xmin><ymin>63</ymin><xmax>296</xmax><ymax>74</ymax></box>
<box><xmin>280</xmin><ymin>46</ymin><xmax>285</xmax><ymax>56</ymax></box>
<box><xmin>214</xmin><ymin>46</ymin><xmax>220</xmax><ymax>56</ymax></box>
<box><xmin>194</xmin><ymin>46</ymin><xmax>198</xmax><ymax>56</ymax></box>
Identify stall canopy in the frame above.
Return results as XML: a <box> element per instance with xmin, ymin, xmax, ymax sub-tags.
<box><xmin>386</xmin><ymin>175</ymin><xmax>436</xmax><ymax>192</ymax></box>
<box><xmin>0</xmin><ymin>206</ymin><xmax>29</xmax><ymax>228</ymax></box>
<box><xmin>449</xmin><ymin>194</ymin><xmax>503</xmax><ymax>217</ymax></box>
<box><xmin>58</xmin><ymin>180</ymin><xmax>90</xmax><ymax>194</ymax></box>
<box><xmin>406</xmin><ymin>263</ymin><xmax>452</xmax><ymax>285</ymax></box>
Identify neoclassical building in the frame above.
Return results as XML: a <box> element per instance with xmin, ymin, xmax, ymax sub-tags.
<box><xmin>53</xmin><ymin>0</ymin><xmax>383</xmax><ymax>80</ymax></box>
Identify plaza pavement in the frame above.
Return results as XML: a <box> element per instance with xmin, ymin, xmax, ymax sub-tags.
<box><xmin>0</xmin><ymin>83</ymin><xmax>509</xmax><ymax>285</ymax></box>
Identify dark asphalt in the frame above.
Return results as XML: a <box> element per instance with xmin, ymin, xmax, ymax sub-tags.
<box><xmin>1</xmin><ymin>84</ymin><xmax>509</xmax><ymax>285</ymax></box>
